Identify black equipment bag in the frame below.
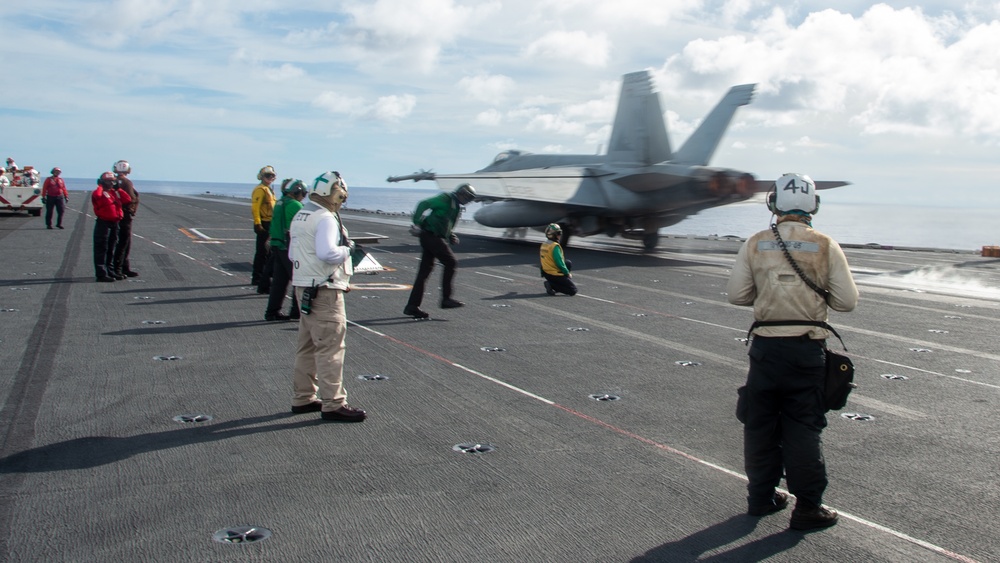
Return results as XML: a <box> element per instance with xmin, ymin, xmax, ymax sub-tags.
<box><xmin>824</xmin><ymin>348</ymin><xmax>855</xmax><ymax>411</ymax></box>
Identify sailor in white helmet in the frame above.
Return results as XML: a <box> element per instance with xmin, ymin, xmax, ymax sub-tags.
<box><xmin>287</xmin><ymin>170</ymin><xmax>366</xmax><ymax>423</ymax></box>
<box><xmin>727</xmin><ymin>173</ymin><xmax>858</xmax><ymax>531</ymax></box>
<box><xmin>112</xmin><ymin>160</ymin><xmax>140</xmax><ymax>277</ymax></box>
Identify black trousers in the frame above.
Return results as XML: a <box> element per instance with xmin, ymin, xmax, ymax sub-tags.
<box><xmin>544</xmin><ymin>273</ymin><xmax>578</xmax><ymax>295</ymax></box>
<box><xmin>45</xmin><ymin>196</ymin><xmax>65</xmax><ymax>227</ymax></box>
<box><xmin>266</xmin><ymin>247</ymin><xmax>299</xmax><ymax>317</ymax></box>
<box><xmin>252</xmin><ymin>221</ymin><xmax>271</xmax><ymax>285</ymax></box>
<box><xmin>113</xmin><ymin>215</ymin><xmax>133</xmax><ymax>274</ymax></box>
<box><xmin>543</xmin><ymin>259</ymin><xmax>577</xmax><ymax>295</ymax></box>
<box><xmin>406</xmin><ymin>230</ymin><xmax>457</xmax><ymax>308</ymax></box>
<box><xmin>93</xmin><ymin>219</ymin><xmax>119</xmax><ymax>278</ymax></box>
<box><xmin>743</xmin><ymin>336</ymin><xmax>828</xmax><ymax>508</ymax></box>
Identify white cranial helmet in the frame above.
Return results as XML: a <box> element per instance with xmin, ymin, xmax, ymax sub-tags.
<box><xmin>114</xmin><ymin>160</ymin><xmax>131</xmax><ymax>174</ymax></box>
<box><xmin>312</xmin><ymin>171</ymin><xmax>347</xmax><ymax>198</ymax></box>
<box><xmin>311</xmin><ymin>170</ymin><xmax>348</xmax><ymax>211</ymax></box>
<box><xmin>768</xmin><ymin>173</ymin><xmax>819</xmax><ymax>215</ymax></box>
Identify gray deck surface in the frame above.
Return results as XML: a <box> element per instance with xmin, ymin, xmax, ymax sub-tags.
<box><xmin>1</xmin><ymin>193</ymin><xmax>998</xmax><ymax>562</ymax></box>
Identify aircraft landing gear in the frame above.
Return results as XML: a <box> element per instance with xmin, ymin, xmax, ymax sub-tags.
<box><xmin>642</xmin><ymin>232</ymin><xmax>659</xmax><ymax>251</ymax></box>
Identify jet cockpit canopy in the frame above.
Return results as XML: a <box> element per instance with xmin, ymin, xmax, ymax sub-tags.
<box><xmin>491</xmin><ymin>150</ymin><xmax>530</xmax><ymax>165</ymax></box>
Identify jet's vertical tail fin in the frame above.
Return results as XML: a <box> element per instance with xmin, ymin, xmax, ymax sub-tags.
<box><xmin>671</xmin><ymin>84</ymin><xmax>755</xmax><ymax>166</ymax></box>
<box><xmin>606</xmin><ymin>71</ymin><xmax>672</xmax><ymax>166</ymax></box>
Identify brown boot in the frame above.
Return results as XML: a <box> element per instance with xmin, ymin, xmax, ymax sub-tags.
<box><xmin>790</xmin><ymin>504</ymin><xmax>839</xmax><ymax>530</ymax></box>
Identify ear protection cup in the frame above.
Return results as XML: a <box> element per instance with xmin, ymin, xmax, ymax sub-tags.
<box><xmin>332</xmin><ymin>185</ymin><xmax>348</xmax><ymax>203</ymax></box>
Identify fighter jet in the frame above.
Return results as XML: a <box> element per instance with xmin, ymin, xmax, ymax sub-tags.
<box><xmin>387</xmin><ymin>70</ymin><xmax>847</xmax><ymax>250</ymax></box>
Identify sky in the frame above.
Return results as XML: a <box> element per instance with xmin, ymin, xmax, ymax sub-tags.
<box><xmin>2</xmin><ymin>1</ymin><xmax>999</xmax><ymax>206</ymax></box>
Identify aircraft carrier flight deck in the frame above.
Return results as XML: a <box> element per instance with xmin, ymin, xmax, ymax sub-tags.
<box><xmin>1</xmin><ymin>193</ymin><xmax>998</xmax><ymax>562</ymax></box>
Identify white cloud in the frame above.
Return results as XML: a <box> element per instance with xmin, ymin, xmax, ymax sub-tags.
<box><xmin>541</xmin><ymin>144</ymin><xmax>572</xmax><ymax>153</ymax></box>
<box><xmin>662</xmin><ymin>5</ymin><xmax>1000</xmax><ymax>141</ymax></box>
<box><xmin>312</xmin><ymin>91</ymin><xmax>415</xmax><ymax>122</ymax></box>
<box><xmin>263</xmin><ymin>63</ymin><xmax>307</xmax><ymax>82</ymax></box>
<box><xmin>523</xmin><ymin>30</ymin><xmax>611</xmax><ymax>67</ymax></box>
<box><xmin>312</xmin><ymin>92</ymin><xmax>368</xmax><ymax>116</ymax></box>
<box><xmin>3</xmin><ymin>0</ymin><xmax>999</xmax><ymax>203</ymax></box>
<box><xmin>533</xmin><ymin>0</ymin><xmax>700</xmax><ymax>27</ymax></box>
<box><xmin>525</xmin><ymin>113</ymin><xmax>588</xmax><ymax>136</ymax></box>
<box><xmin>341</xmin><ymin>0</ymin><xmax>500</xmax><ymax>71</ymax></box>
<box><xmin>87</xmin><ymin>0</ymin><xmax>243</xmax><ymax>47</ymax></box>
<box><xmin>490</xmin><ymin>140</ymin><xmax>520</xmax><ymax>152</ymax></box>
<box><xmin>719</xmin><ymin>0</ymin><xmax>759</xmax><ymax>27</ymax></box>
<box><xmin>475</xmin><ymin>109</ymin><xmax>504</xmax><ymax>126</ymax></box>
<box><xmin>458</xmin><ymin>74</ymin><xmax>515</xmax><ymax>104</ymax></box>
<box><xmin>372</xmin><ymin>94</ymin><xmax>416</xmax><ymax>122</ymax></box>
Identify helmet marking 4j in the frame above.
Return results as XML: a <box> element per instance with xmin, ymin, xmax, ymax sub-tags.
<box><xmin>767</xmin><ymin>173</ymin><xmax>819</xmax><ymax>215</ymax></box>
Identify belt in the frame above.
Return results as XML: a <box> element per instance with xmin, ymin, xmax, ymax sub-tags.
<box><xmin>753</xmin><ymin>334</ymin><xmax>822</xmax><ymax>342</ymax></box>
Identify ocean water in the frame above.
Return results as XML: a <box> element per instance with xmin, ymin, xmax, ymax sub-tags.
<box><xmin>61</xmin><ymin>178</ymin><xmax>995</xmax><ymax>252</ymax></box>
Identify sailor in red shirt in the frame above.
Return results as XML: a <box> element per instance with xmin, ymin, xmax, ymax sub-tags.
<box><xmin>42</xmin><ymin>167</ymin><xmax>69</xmax><ymax>229</ymax></box>
<box><xmin>91</xmin><ymin>172</ymin><xmax>131</xmax><ymax>282</ymax></box>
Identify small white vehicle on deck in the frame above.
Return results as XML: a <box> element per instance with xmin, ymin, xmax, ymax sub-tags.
<box><xmin>0</xmin><ymin>166</ymin><xmax>43</xmax><ymax>216</ymax></box>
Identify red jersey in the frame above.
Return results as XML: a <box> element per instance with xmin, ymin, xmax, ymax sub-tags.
<box><xmin>91</xmin><ymin>186</ymin><xmax>131</xmax><ymax>222</ymax></box>
<box><xmin>42</xmin><ymin>176</ymin><xmax>68</xmax><ymax>198</ymax></box>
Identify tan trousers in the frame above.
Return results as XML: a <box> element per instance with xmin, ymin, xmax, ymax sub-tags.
<box><xmin>292</xmin><ymin>287</ymin><xmax>348</xmax><ymax>410</ymax></box>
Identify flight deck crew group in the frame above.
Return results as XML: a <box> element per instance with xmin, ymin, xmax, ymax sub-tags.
<box><xmin>267</xmin><ymin>167</ymin><xmax>857</xmax><ymax>534</ymax></box>
<box><xmin>77</xmin><ymin>160</ymin><xmax>862</xmax><ymax>531</ymax></box>
<box><xmin>88</xmin><ymin>161</ymin><xmax>141</xmax><ymax>282</ymax></box>
<box><xmin>86</xmin><ymin>162</ymin><xmax>862</xmax><ymax>530</ymax></box>
<box><xmin>91</xmin><ymin>171</ymin><xmax>132</xmax><ymax>282</ymax></box>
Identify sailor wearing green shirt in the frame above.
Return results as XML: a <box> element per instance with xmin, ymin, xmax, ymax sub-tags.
<box><xmin>265</xmin><ymin>178</ymin><xmax>308</xmax><ymax>321</ymax></box>
<box><xmin>539</xmin><ymin>223</ymin><xmax>577</xmax><ymax>296</ymax></box>
<box><xmin>403</xmin><ymin>183</ymin><xmax>477</xmax><ymax>319</ymax></box>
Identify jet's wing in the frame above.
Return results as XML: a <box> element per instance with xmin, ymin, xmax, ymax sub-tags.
<box><xmin>432</xmin><ymin>168</ymin><xmax>613</xmax><ymax>208</ymax></box>
<box><xmin>815</xmin><ymin>181</ymin><xmax>850</xmax><ymax>190</ymax></box>
<box><xmin>748</xmin><ymin>179</ymin><xmax>851</xmax><ymax>192</ymax></box>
